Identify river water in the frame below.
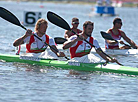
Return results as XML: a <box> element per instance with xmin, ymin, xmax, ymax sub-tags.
<box><xmin>0</xmin><ymin>1</ymin><xmax>138</xmax><ymax>102</ymax></box>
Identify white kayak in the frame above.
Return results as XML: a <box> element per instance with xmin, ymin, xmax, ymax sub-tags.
<box><xmin>56</xmin><ymin>45</ymin><xmax>138</xmax><ymax>55</ymax></box>
<box><xmin>14</xmin><ymin>44</ymin><xmax>138</xmax><ymax>56</ymax></box>
<box><xmin>101</xmin><ymin>48</ymin><xmax>138</xmax><ymax>55</ymax></box>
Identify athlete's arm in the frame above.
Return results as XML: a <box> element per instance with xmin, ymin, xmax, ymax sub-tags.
<box><xmin>121</xmin><ymin>31</ymin><xmax>138</xmax><ymax>49</ymax></box>
<box><xmin>13</xmin><ymin>29</ymin><xmax>32</xmax><ymax>47</ymax></box>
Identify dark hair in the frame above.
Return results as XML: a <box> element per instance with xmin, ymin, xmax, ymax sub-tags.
<box><xmin>83</xmin><ymin>21</ymin><xmax>94</xmax><ymax>28</ymax></box>
<box><xmin>72</xmin><ymin>17</ymin><xmax>79</xmax><ymax>22</ymax></box>
<box><xmin>113</xmin><ymin>18</ymin><xmax>122</xmax><ymax>25</ymax></box>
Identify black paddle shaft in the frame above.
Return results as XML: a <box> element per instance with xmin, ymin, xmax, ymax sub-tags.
<box><xmin>47</xmin><ymin>11</ymin><xmax>123</xmax><ymax>66</ymax></box>
<box><xmin>0</xmin><ymin>7</ymin><xmax>70</xmax><ymax>60</ymax></box>
<box><xmin>47</xmin><ymin>12</ymin><xmax>95</xmax><ymax>47</ymax></box>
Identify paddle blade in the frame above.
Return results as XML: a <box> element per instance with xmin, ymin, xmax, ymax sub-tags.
<box><xmin>0</xmin><ymin>7</ymin><xmax>21</xmax><ymax>26</ymax></box>
<box><xmin>54</xmin><ymin>37</ymin><xmax>67</xmax><ymax>44</ymax></box>
<box><xmin>100</xmin><ymin>31</ymin><xmax>114</xmax><ymax>40</ymax></box>
<box><xmin>47</xmin><ymin>11</ymin><xmax>71</xmax><ymax>30</ymax></box>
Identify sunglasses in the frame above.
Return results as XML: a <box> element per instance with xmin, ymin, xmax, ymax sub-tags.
<box><xmin>72</xmin><ymin>22</ymin><xmax>79</xmax><ymax>24</ymax></box>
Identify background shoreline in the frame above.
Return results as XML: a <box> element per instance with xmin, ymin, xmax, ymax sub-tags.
<box><xmin>1</xmin><ymin>0</ymin><xmax>138</xmax><ymax>7</ymax></box>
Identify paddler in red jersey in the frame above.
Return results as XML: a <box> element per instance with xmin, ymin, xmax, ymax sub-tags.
<box><xmin>105</xmin><ymin>17</ymin><xmax>138</xmax><ymax>49</ymax></box>
<box><xmin>64</xmin><ymin>17</ymin><xmax>82</xmax><ymax>39</ymax></box>
<box><xmin>63</xmin><ymin>21</ymin><xmax>117</xmax><ymax>63</ymax></box>
<box><xmin>13</xmin><ymin>18</ymin><xmax>65</xmax><ymax>57</ymax></box>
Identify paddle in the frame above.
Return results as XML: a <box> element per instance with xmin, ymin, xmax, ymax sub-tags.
<box><xmin>100</xmin><ymin>31</ymin><xmax>131</xmax><ymax>47</ymax></box>
<box><xmin>47</xmin><ymin>11</ymin><xmax>95</xmax><ymax>47</ymax></box>
<box><xmin>0</xmin><ymin>7</ymin><xmax>69</xmax><ymax>60</ymax></box>
<box><xmin>54</xmin><ymin>37</ymin><xmax>67</xmax><ymax>44</ymax></box>
<box><xmin>47</xmin><ymin>11</ymin><xmax>123</xmax><ymax>66</ymax></box>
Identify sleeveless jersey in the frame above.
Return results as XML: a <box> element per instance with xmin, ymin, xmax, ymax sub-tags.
<box><xmin>70</xmin><ymin>29</ymin><xmax>81</xmax><ymax>36</ymax></box>
<box><xmin>70</xmin><ymin>37</ymin><xmax>94</xmax><ymax>58</ymax></box>
<box><xmin>105</xmin><ymin>29</ymin><xmax>121</xmax><ymax>49</ymax></box>
<box><xmin>26</xmin><ymin>34</ymin><xmax>49</xmax><ymax>53</ymax></box>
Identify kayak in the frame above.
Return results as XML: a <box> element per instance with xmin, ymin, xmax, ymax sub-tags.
<box><xmin>101</xmin><ymin>48</ymin><xmax>138</xmax><ymax>55</ymax></box>
<box><xmin>14</xmin><ymin>44</ymin><xmax>138</xmax><ymax>56</ymax></box>
<box><xmin>0</xmin><ymin>53</ymin><xmax>138</xmax><ymax>76</ymax></box>
<box><xmin>56</xmin><ymin>45</ymin><xmax>138</xmax><ymax>55</ymax></box>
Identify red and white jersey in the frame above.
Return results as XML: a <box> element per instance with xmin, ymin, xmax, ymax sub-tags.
<box><xmin>24</xmin><ymin>33</ymin><xmax>55</xmax><ymax>53</ymax></box>
<box><xmin>105</xmin><ymin>29</ymin><xmax>122</xmax><ymax>49</ymax></box>
<box><xmin>68</xmin><ymin>35</ymin><xmax>100</xmax><ymax>58</ymax></box>
<box><xmin>70</xmin><ymin>29</ymin><xmax>81</xmax><ymax>36</ymax></box>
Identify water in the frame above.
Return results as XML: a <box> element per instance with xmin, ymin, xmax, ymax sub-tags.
<box><xmin>0</xmin><ymin>1</ymin><xmax>138</xmax><ymax>102</ymax></box>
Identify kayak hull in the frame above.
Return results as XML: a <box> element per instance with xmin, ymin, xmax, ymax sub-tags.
<box><xmin>56</xmin><ymin>45</ymin><xmax>138</xmax><ymax>55</ymax></box>
<box><xmin>0</xmin><ymin>54</ymin><xmax>138</xmax><ymax>76</ymax></box>
<box><xmin>16</xmin><ymin>45</ymin><xmax>138</xmax><ymax>55</ymax></box>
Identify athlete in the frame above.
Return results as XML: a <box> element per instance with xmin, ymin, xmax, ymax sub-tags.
<box><xmin>105</xmin><ymin>17</ymin><xmax>138</xmax><ymax>49</ymax></box>
<box><xmin>64</xmin><ymin>17</ymin><xmax>82</xmax><ymax>39</ymax></box>
<box><xmin>13</xmin><ymin>18</ymin><xmax>65</xmax><ymax>57</ymax></box>
<box><xmin>63</xmin><ymin>21</ymin><xmax>117</xmax><ymax>63</ymax></box>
